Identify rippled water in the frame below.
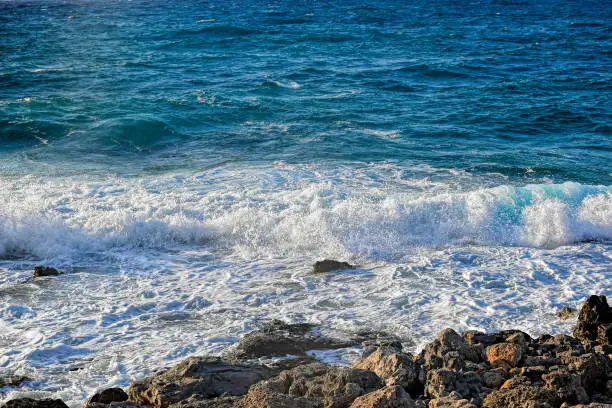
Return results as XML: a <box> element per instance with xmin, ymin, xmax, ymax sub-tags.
<box><xmin>0</xmin><ymin>0</ymin><xmax>611</xmax><ymax>406</ymax></box>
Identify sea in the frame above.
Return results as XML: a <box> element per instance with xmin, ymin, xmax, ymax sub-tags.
<box><xmin>0</xmin><ymin>0</ymin><xmax>611</xmax><ymax>405</ymax></box>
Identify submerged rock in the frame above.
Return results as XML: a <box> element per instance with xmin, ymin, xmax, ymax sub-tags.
<box><xmin>83</xmin><ymin>388</ymin><xmax>128</xmax><ymax>408</ymax></box>
<box><xmin>1</xmin><ymin>400</ymin><xmax>69</xmax><ymax>408</ymax></box>
<box><xmin>558</xmin><ymin>307</ymin><xmax>578</xmax><ymax>320</ymax></box>
<box><xmin>0</xmin><ymin>375</ymin><xmax>29</xmax><ymax>387</ymax></box>
<box><xmin>312</xmin><ymin>260</ymin><xmax>354</xmax><ymax>274</ymax></box>
<box><xmin>128</xmin><ymin>357</ymin><xmax>276</xmax><ymax>407</ymax></box>
<box><xmin>573</xmin><ymin>295</ymin><xmax>612</xmax><ymax>343</ymax></box>
<box><xmin>33</xmin><ymin>266</ymin><xmax>63</xmax><ymax>278</ymax></box>
<box><xmin>227</xmin><ymin>319</ymin><xmax>354</xmax><ymax>359</ymax></box>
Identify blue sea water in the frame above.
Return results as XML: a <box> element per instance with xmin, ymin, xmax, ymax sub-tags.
<box><xmin>0</xmin><ymin>0</ymin><xmax>611</xmax><ymax>405</ymax></box>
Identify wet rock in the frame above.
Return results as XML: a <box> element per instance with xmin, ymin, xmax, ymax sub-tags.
<box><xmin>349</xmin><ymin>385</ymin><xmax>414</xmax><ymax>408</ymax></box>
<box><xmin>84</xmin><ymin>388</ymin><xmax>129</xmax><ymax>408</ymax></box>
<box><xmin>353</xmin><ymin>347</ymin><xmax>423</xmax><ymax>396</ymax></box>
<box><xmin>598</xmin><ymin>324</ymin><xmax>612</xmax><ymax>345</ymax></box>
<box><xmin>574</xmin><ymin>295</ymin><xmax>612</xmax><ymax>343</ymax></box>
<box><xmin>559</xmin><ymin>307</ymin><xmax>578</xmax><ymax>320</ymax></box>
<box><xmin>417</xmin><ymin>329</ymin><xmax>482</xmax><ymax>371</ymax></box>
<box><xmin>227</xmin><ymin>320</ymin><xmax>354</xmax><ymax>359</ymax></box>
<box><xmin>312</xmin><ymin>260</ymin><xmax>354</xmax><ymax>274</ymax></box>
<box><xmin>0</xmin><ymin>375</ymin><xmax>29</xmax><ymax>387</ymax></box>
<box><xmin>1</xmin><ymin>400</ymin><xmax>69</xmax><ymax>408</ymax></box>
<box><xmin>128</xmin><ymin>357</ymin><xmax>276</xmax><ymax>407</ymax></box>
<box><xmin>481</xmin><ymin>376</ymin><xmax>559</xmax><ymax>408</ymax></box>
<box><xmin>241</xmin><ymin>363</ymin><xmax>381</xmax><ymax>408</ymax></box>
<box><xmin>33</xmin><ymin>266</ymin><xmax>63</xmax><ymax>278</ymax></box>
<box><xmin>485</xmin><ymin>343</ymin><xmax>523</xmax><ymax>368</ymax></box>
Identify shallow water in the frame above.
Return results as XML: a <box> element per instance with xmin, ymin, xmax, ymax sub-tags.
<box><xmin>0</xmin><ymin>0</ymin><xmax>611</xmax><ymax>406</ymax></box>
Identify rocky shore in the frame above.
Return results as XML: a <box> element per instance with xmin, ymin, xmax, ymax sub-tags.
<box><xmin>2</xmin><ymin>293</ymin><xmax>611</xmax><ymax>408</ymax></box>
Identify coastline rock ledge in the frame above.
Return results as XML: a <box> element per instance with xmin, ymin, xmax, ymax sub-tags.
<box><xmin>2</xmin><ymin>295</ymin><xmax>612</xmax><ymax>408</ymax></box>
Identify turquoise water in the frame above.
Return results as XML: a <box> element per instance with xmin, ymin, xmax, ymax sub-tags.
<box><xmin>0</xmin><ymin>1</ymin><xmax>611</xmax><ymax>405</ymax></box>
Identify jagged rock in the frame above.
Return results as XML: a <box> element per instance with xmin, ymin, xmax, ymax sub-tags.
<box><xmin>358</xmin><ymin>331</ymin><xmax>404</xmax><ymax>358</ymax></box>
<box><xmin>168</xmin><ymin>396</ymin><xmax>239</xmax><ymax>408</ymax></box>
<box><xmin>227</xmin><ymin>320</ymin><xmax>353</xmax><ymax>359</ymax></box>
<box><xmin>128</xmin><ymin>357</ymin><xmax>276</xmax><ymax>407</ymax></box>
<box><xmin>353</xmin><ymin>348</ymin><xmax>423</xmax><ymax>396</ymax></box>
<box><xmin>566</xmin><ymin>353</ymin><xmax>610</xmax><ymax>395</ymax></box>
<box><xmin>83</xmin><ymin>388</ymin><xmax>129</xmax><ymax>408</ymax></box>
<box><xmin>240</xmin><ymin>363</ymin><xmax>381</xmax><ymax>408</ymax></box>
<box><xmin>559</xmin><ymin>307</ymin><xmax>578</xmax><ymax>320</ymax></box>
<box><xmin>424</xmin><ymin>369</ymin><xmax>481</xmax><ymax>400</ymax></box>
<box><xmin>461</xmin><ymin>331</ymin><xmax>496</xmax><ymax>347</ymax></box>
<box><xmin>543</xmin><ymin>367</ymin><xmax>589</xmax><ymax>404</ymax></box>
<box><xmin>312</xmin><ymin>260</ymin><xmax>354</xmax><ymax>274</ymax></box>
<box><xmin>598</xmin><ymin>324</ymin><xmax>612</xmax><ymax>345</ymax></box>
<box><xmin>428</xmin><ymin>394</ymin><xmax>477</xmax><ymax>408</ymax></box>
<box><xmin>417</xmin><ymin>329</ymin><xmax>482</xmax><ymax>370</ymax></box>
<box><xmin>481</xmin><ymin>368</ymin><xmax>506</xmax><ymax>389</ymax></box>
<box><xmin>33</xmin><ymin>266</ymin><xmax>63</xmax><ymax>278</ymax></box>
<box><xmin>573</xmin><ymin>295</ymin><xmax>612</xmax><ymax>343</ymax></box>
<box><xmin>485</xmin><ymin>343</ymin><xmax>523</xmax><ymax>368</ymax></box>
<box><xmin>1</xmin><ymin>400</ymin><xmax>69</xmax><ymax>408</ymax></box>
<box><xmin>481</xmin><ymin>376</ymin><xmax>560</xmax><ymax>408</ymax></box>
<box><xmin>349</xmin><ymin>385</ymin><xmax>414</xmax><ymax>408</ymax></box>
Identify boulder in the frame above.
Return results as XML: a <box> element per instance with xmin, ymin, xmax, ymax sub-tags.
<box><xmin>0</xmin><ymin>375</ymin><xmax>29</xmax><ymax>387</ymax></box>
<box><xmin>428</xmin><ymin>395</ymin><xmax>477</xmax><ymax>408</ymax></box>
<box><xmin>240</xmin><ymin>363</ymin><xmax>381</xmax><ymax>408</ymax></box>
<box><xmin>417</xmin><ymin>329</ymin><xmax>482</xmax><ymax>371</ymax></box>
<box><xmin>349</xmin><ymin>385</ymin><xmax>414</xmax><ymax>408</ymax></box>
<box><xmin>83</xmin><ymin>388</ymin><xmax>128</xmax><ymax>408</ymax></box>
<box><xmin>598</xmin><ymin>324</ymin><xmax>612</xmax><ymax>345</ymax></box>
<box><xmin>1</xmin><ymin>400</ymin><xmax>69</xmax><ymax>408</ymax></box>
<box><xmin>312</xmin><ymin>260</ymin><xmax>354</xmax><ymax>274</ymax></box>
<box><xmin>573</xmin><ymin>295</ymin><xmax>612</xmax><ymax>343</ymax></box>
<box><xmin>353</xmin><ymin>348</ymin><xmax>422</xmax><ymax>396</ymax></box>
<box><xmin>542</xmin><ymin>368</ymin><xmax>588</xmax><ymax>405</ymax></box>
<box><xmin>424</xmin><ymin>370</ymin><xmax>481</xmax><ymax>400</ymax></box>
<box><xmin>566</xmin><ymin>353</ymin><xmax>611</xmax><ymax>395</ymax></box>
<box><xmin>482</xmin><ymin>376</ymin><xmax>559</xmax><ymax>408</ymax></box>
<box><xmin>128</xmin><ymin>357</ymin><xmax>276</xmax><ymax>407</ymax></box>
<box><xmin>227</xmin><ymin>320</ymin><xmax>353</xmax><ymax>359</ymax></box>
<box><xmin>33</xmin><ymin>266</ymin><xmax>63</xmax><ymax>278</ymax></box>
<box><xmin>485</xmin><ymin>343</ymin><xmax>523</xmax><ymax>368</ymax></box>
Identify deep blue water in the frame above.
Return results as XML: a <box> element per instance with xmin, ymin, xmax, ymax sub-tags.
<box><xmin>1</xmin><ymin>0</ymin><xmax>610</xmax><ymax>183</ymax></box>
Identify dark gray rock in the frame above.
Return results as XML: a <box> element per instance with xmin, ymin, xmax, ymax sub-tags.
<box><xmin>312</xmin><ymin>260</ymin><xmax>353</xmax><ymax>274</ymax></box>
<box><xmin>83</xmin><ymin>388</ymin><xmax>128</xmax><ymax>408</ymax></box>
<box><xmin>573</xmin><ymin>295</ymin><xmax>612</xmax><ymax>343</ymax></box>
<box><xmin>2</xmin><ymin>399</ymin><xmax>69</xmax><ymax>408</ymax></box>
<box><xmin>33</xmin><ymin>266</ymin><xmax>63</xmax><ymax>278</ymax></box>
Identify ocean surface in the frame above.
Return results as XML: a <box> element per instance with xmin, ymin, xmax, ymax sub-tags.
<box><xmin>1</xmin><ymin>0</ymin><xmax>611</xmax><ymax>405</ymax></box>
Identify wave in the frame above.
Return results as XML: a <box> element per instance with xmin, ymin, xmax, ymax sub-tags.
<box><xmin>0</xmin><ymin>172</ymin><xmax>610</xmax><ymax>264</ymax></box>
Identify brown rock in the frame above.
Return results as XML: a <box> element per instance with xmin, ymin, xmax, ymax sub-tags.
<box><xmin>566</xmin><ymin>353</ymin><xmax>610</xmax><ymax>395</ymax></box>
<box><xmin>542</xmin><ymin>367</ymin><xmax>588</xmax><ymax>404</ymax></box>
<box><xmin>428</xmin><ymin>395</ymin><xmax>477</xmax><ymax>408</ymax></box>
<box><xmin>598</xmin><ymin>324</ymin><xmax>612</xmax><ymax>345</ymax></box>
<box><xmin>481</xmin><ymin>369</ymin><xmax>506</xmax><ymax>389</ymax></box>
<box><xmin>349</xmin><ymin>386</ymin><xmax>414</xmax><ymax>408</ymax></box>
<box><xmin>241</xmin><ymin>363</ymin><xmax>381</xmax><ymax>408</ymax></box>
<box><xmin>424</xmin><ymin>370</ymin><xmax>481</xmax><ymax>400</ymax></box>
<box><xmin>485</xmin><ymin>343</ymin><xmax>523</xmax><ymax>368</ymax></box>
<box><xmin>2</xmin><ymin>400</ymin><xmax>69</xmax><ymax>408</ymax></box>
<box><xmin>482</xmin><ymin>376</ymin><xmax>559</xmax><ymax>408</ymax></box>
<box><xmin>417</xmin><ymin>329</ymin><xmax>482</xmax><ymax>370</ymax></box>
<box><xmin>33</xmin><ymin>266</ymin><xmax>63</xmax><ymax>278</ymax></box>
<box><xmin>128</xmin><ymin>357</ymin><xmax>276</xmax><ymax>407</ymax></box>
<box><xmin>313</xmin><ymin>260</ymin><xmax>354</xmax><ymax>274</ymax></box>
<box><xmin>353</xmin><ymin>348</ymin><xmax>422</xmax><ymax>396</ymax></box>
<box><xmin>573</xmin><ymin>295</ymin><xmax>612</xmax><ymax>343</ymax></box>
<box><xmin>558</xmin><ymin>306</ymin><xmax>577</xmax><ymax>320</ymax></box>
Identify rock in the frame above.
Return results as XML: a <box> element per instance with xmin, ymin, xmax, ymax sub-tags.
<box><xmin>573</xmin><ymin>295</ymin><xmax>612</xmax><ymax>343</ymax></box>
<box><xmin>83</xmin><ymin>388</ymin><xmax>128</xmax><ymax>408</ymax></box>
<box><xmin>312</xmin><ymin>260</ymin><xmax>354</xmax><ymax>274</ymax></box>
<box><xmin>240</xmin><ymin>363</ymin><xmax>381</xmax><ymax>408</ymax></box>
<box><xmin>481</xmin><ymin>368</ymin><xmax>506</xmax><ymax>389</ymax></box>
<box><xmin>353</xmin><ymin>347</ymin><xmax>423</xmax><ymax>396</ymax></box>
<box><xmin>0</xmin><ymin>375</ymin><xmax>29</xmax><ymax>387</ymax></box>
<box><xmin>349</xmin><ymin>385</ymin><xmax>414</xmax><ymax>408</ymax></box>
<box><xmin>417</xmin><ymin>329</ymin><xmax>482</xmax><ymax>370</ymax></box>
<box><xmin>598</xmin><ymin>324</ymin><xmax>612</xmax><ymax>345</ymax></box>
<box><xmin>542</xmin><ymin>367</ymin><xmax>588</xmax><ymax>405</ymax></box>
<box><xmin>33</xmin><ymin>266</ymin><xmax>63</xmax><ymax>278</ymax></box>
<box><xmin>428</xmin><ymin>395</ymin><xmax>477</xmax><ymax>408</ymax></box>
<box><xmin>168</xmin><ymin>396</ymin><xmax>240</xmax><ymax>408</ymax></box>
<box><xmin>482</xmin><ymin>376</ymin><xmax>559</xmax><ymax>408</ymax></box>
<box><xmin>1</xmin><ymin>400</ymin><xmax>69</xmax><ymax>408</ymax></box>
<box><xmin>485</xmin><ymin>343</ymin><xmax>523</xmax><ymax>368</ymax></box>
<box><xmin>558</xmin><ymin>307</ymin><xmax>578</xmax><ymax>320</ymax></box>
<box><xmin>227</xmin><ymin>320</ymin><xmax>354</xmax><ymax>359</ymax></box>
<box><xmin>566</xmin><ymin>353</ymin><xmax>610</xmax><ymax>395</ymax></box>
<box><xmin>461</xmin><ymin>331</ymin><xmax>496</xmax><ymax>347</ymax></box>
<box><xmin>128</xmin><ymin>357</ymin><xmax>276</xmax><ymax>407</ymax></box>
<box><xmin>424</xmin><ymin>369</ymin><xmax>481</xmax><ymax>400</ymax></box>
